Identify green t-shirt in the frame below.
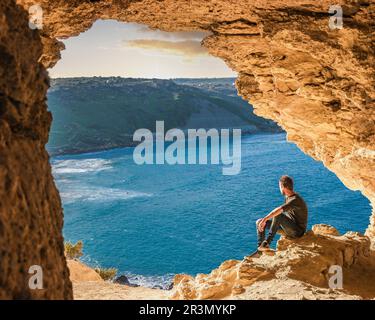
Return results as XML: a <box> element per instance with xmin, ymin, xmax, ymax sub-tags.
<box><xmin>281</xmin><ymin>193</ymin><xmax>308</xmax><ymax>231</ymax></box>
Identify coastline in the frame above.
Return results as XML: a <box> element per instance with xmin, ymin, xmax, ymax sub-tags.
<box><xmin>67</xmin><ymin>259</ymin><xmax>169</xmax><ymax>300</ymax></box>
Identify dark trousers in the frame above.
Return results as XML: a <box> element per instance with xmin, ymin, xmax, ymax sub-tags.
<box><xmin>256</xmin><ymin>213</ymin><xmax>304</xmax><ymax>246</ymax></box>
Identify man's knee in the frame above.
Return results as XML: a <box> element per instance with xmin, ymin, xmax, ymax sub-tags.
<box><xmin>256</xmin><ymin>218</ymin><xmax>262</xmax><ymax>226</ymax></box>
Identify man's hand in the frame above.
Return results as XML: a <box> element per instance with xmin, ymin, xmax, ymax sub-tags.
<box><xmin>258</xmin><ymin>218</ymin><xmax>267</xmax><ymax>232</ymax></box>
<box><xmin>257</xmin><ymin>206</ymin><xmax>283</xmax><ymax>232</ymax></box>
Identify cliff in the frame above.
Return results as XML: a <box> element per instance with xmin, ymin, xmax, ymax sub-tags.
<box><xmin>170</xmin><ymin>224</ymin><xmax>375</xmax><ymax>299</ymax></box>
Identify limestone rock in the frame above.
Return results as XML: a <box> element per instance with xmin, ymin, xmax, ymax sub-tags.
<box><xmin>67</xmin><ymin>260</ymin><xmax>103</xmax><ymax>283</ymax></box>
<box><xmin>171</xmin><ymin>225</ymin><xmax>375</xmax><ymax>299</ymax></box>
<box><xmin>232</xmin><ymin>284</ymin><xmax>245</xmax><ymax>295</ymax></box>
<box><xmin>312</xmin><ymin>224</ymin><xmax>340</xmax><ymax>236</ymax></box>
<box><xmin>173</xmin><ymin>274</ymin><xmax>194</xmax><ymax>286</ymax></box>
<box><xmin>0</xmin><ymin>0</ymin><xmax>72</xmax><ymax>299</ymax></box>
<box><xmin>231</xmin><ymin>278</ymin><xmax>362</xmax><ymax>300</ymax></box>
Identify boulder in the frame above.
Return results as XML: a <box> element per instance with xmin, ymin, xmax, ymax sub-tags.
<box><xmin>312</xmin><ymin>224</ymin><xmax>340</xmax><ymax>236</ymax></box>
<box><xmin>114</xmin><ymin>275</ymin><xmax>139</xmax><ymax>287</ymax></box>
<box><xmin>67</xmin><ymin>260</ymin><xmax>103</xmax><ymax>283</ymax></box>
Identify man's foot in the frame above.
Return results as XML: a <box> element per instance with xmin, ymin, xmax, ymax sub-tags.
<box><xmin>258</xmin><ymin>240</ymin><xmax>270</xmax><ymax>251</ymax></box>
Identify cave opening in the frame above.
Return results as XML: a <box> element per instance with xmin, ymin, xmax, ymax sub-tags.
<box><xmin>46</xmin><ymin>19</ymin><xmax>372</xmax><ymax>289</ymax></box>
<box><xmin>1</xmin><ymin>0</ymin><xmax>374</xmax><ymax>300</ymax></box>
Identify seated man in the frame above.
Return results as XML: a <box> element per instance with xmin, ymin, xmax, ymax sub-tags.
<box><xmin>256</xmin><ymin>175</ymin><xmax>308</xmax><ymax>250</ymax></box>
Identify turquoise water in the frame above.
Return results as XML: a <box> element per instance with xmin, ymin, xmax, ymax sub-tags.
<box><xmin>52</xmin><ymin>133</ymin><xmax>371</xmax><ymax>288</ymax></box>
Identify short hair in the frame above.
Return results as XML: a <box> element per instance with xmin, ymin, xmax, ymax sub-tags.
<box><xmin>279</xmin><ymin>175</ymin><xmax>294</xmax><ymax>190</ymax></box>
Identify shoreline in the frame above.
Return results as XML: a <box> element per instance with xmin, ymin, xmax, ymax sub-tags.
<box><xmin>67</xmin><ymin>260</ymin><xmax>170</xmax><ymax>299</ymax></box>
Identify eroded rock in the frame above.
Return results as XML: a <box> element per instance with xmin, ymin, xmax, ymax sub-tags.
<box><xmin>0</xmin><ymin>0</ymin><xmax>72</xmax><ymax>299</ymax></box>
<box><xmin>312</xmin><ymin>224</ymin><xmax>340</xmax><ymax>236</ymax></box>
<box><xmin>171</xmin><ymin>225</ymin><xmax>375</xmax><ymax>299</ymax></box>
<box><xmin>67</xmin><ymin>260</ymin><xmax>103</xmax><ymax>283</ymax></box>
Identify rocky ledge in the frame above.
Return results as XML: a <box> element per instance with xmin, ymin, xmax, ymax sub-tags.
<box><xmin>170</xmin><ymin>224</ymin><xmax>375</xmax><ymax>300</ymax></box>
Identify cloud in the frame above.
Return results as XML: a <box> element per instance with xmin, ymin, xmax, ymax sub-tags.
<box><xmin>124</xmin><ymin>39</ymin><xmax>209</xmax><ymax>58</ymax></box>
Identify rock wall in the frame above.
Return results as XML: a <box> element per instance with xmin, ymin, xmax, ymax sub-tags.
<box><xmin>0</xmin><ymin>0</ymin><xmax>373</xmax><ymax>299</ymax></box>
<box><xmin>0</xmin><ymin>0</ymin><xmax>72</xmax><ymax>299</ymax></box>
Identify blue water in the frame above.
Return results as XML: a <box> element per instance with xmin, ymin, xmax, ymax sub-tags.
<box><xmin>52</xmin><ymin>133</ymin><xmax>371</xmax><ymax>288</ymax></box>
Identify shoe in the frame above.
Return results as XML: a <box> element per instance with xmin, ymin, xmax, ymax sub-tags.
<box><xmin>258</xmin><ymin>240</ymin><xmax>270</xmax><ymax>251</ymax></box>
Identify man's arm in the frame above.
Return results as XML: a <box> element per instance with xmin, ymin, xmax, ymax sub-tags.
<box><xmin>258</xmin><ymin>206</ymin><xmax>284</xmax><ymax>232</ymax></box>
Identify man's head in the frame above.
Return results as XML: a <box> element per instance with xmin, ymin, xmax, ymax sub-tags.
<box><xmin>279</xmin><ymin>175</ymin><xmax>294</xmax><ymax>195</ymax></box>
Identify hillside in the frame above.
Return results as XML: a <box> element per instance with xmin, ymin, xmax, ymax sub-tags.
<box><xmin>47</xmin><ymin>77</ymin><xmax>281</xmax><ymax>155</ymax></box>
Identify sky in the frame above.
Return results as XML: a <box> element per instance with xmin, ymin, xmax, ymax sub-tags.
<box><xmin>49</xmin><ymin>20</ymin><xmax>237</xmax><ymax>79</ymax></box>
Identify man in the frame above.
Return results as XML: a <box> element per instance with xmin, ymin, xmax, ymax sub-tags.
<box><xmin>256</xmin><ymin>175</ymin><xmax>308</xmax><ymax>250</ymax></box>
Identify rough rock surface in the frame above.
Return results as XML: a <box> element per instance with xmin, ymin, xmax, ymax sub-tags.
<box><xmin>0</xmin><ymin>0</ymin><xmax>373</xmax><ymax>299</ymax></box>
<box><xmin>67</xmin><ymin>260</ymin><xmax>103</xmax><ymax>283</ymax></box>
<box><xmin>0</xmin><ymin>0</ymin><xmax>72</xmax><ymax>299</ymax></box>
<box><xmin>171</xmin><ymin>225</ymin><xmax>375</xmax><ymax>299</ymax></box>
<box><xmin>72</xmin><ymin>281</ymin><xmax>169</xmax><ymax>300</ymax></box>
<box><xmin>312</xmin><ymin>223</ymin><xmax>341</xmax><ymax>236</ymax></box>
<box><xmin>66</xmin><ymin>259</ymin><xmax>168</xmax><ymax>299</ymax></box>
<box><xmin>226</xmin><ymin>278</ymin><xmax>362</xmax><ymax>300</ymax></box>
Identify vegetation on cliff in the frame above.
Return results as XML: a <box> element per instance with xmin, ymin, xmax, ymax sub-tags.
<box><xmin>47</xmin><ymin>77</ymin><xmax>281</xmax><ymax>155</ymax></box>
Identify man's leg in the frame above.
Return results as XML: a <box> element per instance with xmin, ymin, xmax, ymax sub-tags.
<box><xmin>266</xmin><ymin>213</ymin><xmax>303</xmax><ymax>245</ymax></box>
<box><xmin>256</xmin><ymin>219</ymin><xmax>272</xmax><ymax>247</ymax></box>
<box><xmin>264</xmin><ymin>215</ymin><xmax>283</xmax><ymax>245</ymax></box>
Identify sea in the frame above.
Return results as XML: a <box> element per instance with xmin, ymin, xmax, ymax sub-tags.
<box><xmin>51</xmin><ymin>133</ymin><xmax>371</xmax><ymax>289</ymax></box>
